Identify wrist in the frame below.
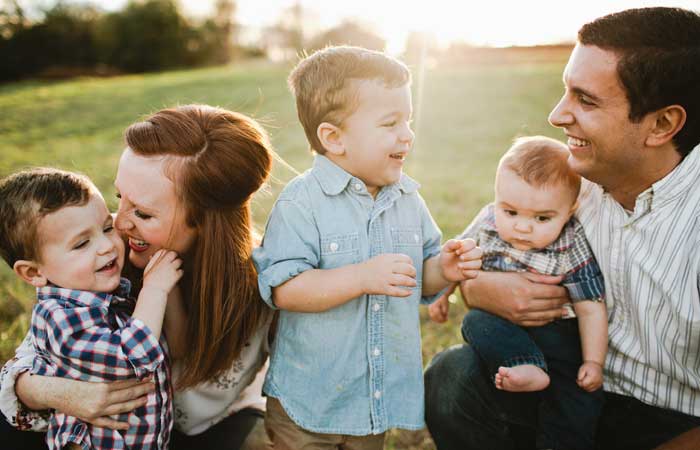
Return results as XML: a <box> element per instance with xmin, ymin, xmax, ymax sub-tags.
<box><xmin>139</xmin><ymin>285</ymin><xmax>170</xmax><ymax>301</ymax></box>
<box><xmin>583</xmin><ymin>359</ymin><xmax>604</xmax><ymax>367</ymax></box>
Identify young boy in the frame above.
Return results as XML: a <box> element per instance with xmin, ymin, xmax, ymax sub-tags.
<box><xmin>0</xmin><ymin>168</ymin><xmax>182</xmax><ymax>450</ymax></box>
<box><xmin>429</xmin><ymin>136</ymin><xmax>607</xmax><ymax>450</ymax></box>
<box><xmin>253</xmin><ymin>46</ymin><xmax>482</xmax><ymax>449</ymax></box>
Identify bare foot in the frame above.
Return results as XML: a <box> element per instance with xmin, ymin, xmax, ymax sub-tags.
<box><xmin>494</xmin><ymin>365</ymin><xmax>550</xmax><ymax>392</ymax></box>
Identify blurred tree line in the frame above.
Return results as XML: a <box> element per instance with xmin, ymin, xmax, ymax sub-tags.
<box><xmin>0</xmin><ymin>0</ymin><xmax>240</xmax><ymax>81</ymax></box>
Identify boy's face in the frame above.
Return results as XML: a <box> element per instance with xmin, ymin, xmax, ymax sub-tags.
<box><xmin>34</xmin><ymin>193</ymin><xmax>125</xmax><ymax>292</ymax></box>
<box><xmin>494</xmin><ymin>168</ymin><xmax>577</xmax><ymax>251</ymax></box>
<box><xmin>333</xmin><ymin>80</ymin><xmax>414</xmax><ymax>196</ymax></box>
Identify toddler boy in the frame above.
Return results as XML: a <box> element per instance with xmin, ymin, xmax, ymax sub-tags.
<box><xmin>0</xmin><ymin>168</ymin><xmax>181</xmax><ymax>450</ymax></box>
<box><xmin>253</xmin><ymin>46</ymin><xmax>482</xmax><ymax>449</ymax></box>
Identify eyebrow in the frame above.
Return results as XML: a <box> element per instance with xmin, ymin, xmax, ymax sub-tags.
<box><xmin>114</xmin><ymin>183</ymin><xmax>157</xmax><ymax>212</ymax></box>
<box><xmin>570</xmin><ymin>85</ymin><xmax>603</xmax><ymax>103</ymax></box>
<box><xmin>499</xmin><ymin>202</ymin><xmax>558</xmax><ymax>215</ymax></box>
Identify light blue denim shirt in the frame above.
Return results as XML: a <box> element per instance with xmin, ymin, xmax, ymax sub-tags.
<box><xmin>253</xmin><ymin>155</ymin><xmax>443</xmax><ymax>435</ymax></box>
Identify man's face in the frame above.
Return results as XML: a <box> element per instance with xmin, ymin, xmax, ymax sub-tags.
<box><xmin>548</xmin><ymin>44</ymin><xmax>647</xmax><ymax>191</ymax></box>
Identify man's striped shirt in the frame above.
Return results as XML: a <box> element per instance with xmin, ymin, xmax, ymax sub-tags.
<box><xmin>577</xmin><ymin>143</ymin><xmax>700</xmax><ymax>417</ymax></box>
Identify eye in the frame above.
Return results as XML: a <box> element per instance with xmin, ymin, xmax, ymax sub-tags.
<box><xmin>104</xmin><ymin>225</ymin><xmax>115</xmax><ymax>233</ymax></box>
<box><xmin>536</xmin><ymin>216</ymin><xmax>552</xmax><ymax>223</ymax></box>
<box><xmin>134</xmin><ymin>210</ymin><xmax>151</xmax><ymax>220</ymax></box>
<box><xmin>578</xmin><ymin>94</ymin><xmax>595</xmax><ymax>106</ymax></box>
<box><xmin>73</xmin><ymin>240</ymin><xmax>88</xmax><ymax>250</ymax></box>
<box><xmin>382</xmin><ymin>121</ymin><xmax>397</xmax><ymax>127</ymax></box>
<box><xmin>504</xmin><ymin>209</ymin><xmax>517</xmax><ymax>216</ymax></box>
<box><xmin>115</xmin><ymin>193</ymin><xmax>121</xmax><ymax>199</ymax></box>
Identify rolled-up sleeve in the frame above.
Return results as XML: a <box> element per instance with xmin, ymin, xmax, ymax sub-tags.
<box><xmin>0</xmin><ymin>332</ymin><xmax>49</xmax><ymax>430</ymax></box>
<box><xmin>417</xmin><ymin>193</ymin><xmax>446</xmax><ymax>305</ymax></box>
<box><xmin>253</xmin><ymin>198</ymin><xmax>320</xmax><ymax>309</ymax></box>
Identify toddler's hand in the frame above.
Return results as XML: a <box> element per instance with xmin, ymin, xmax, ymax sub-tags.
<box><xmin>439</xmin><ymin>238</ymin><xmax>482</xmax><ymax>282</ymax></box>
<box><xmin>360</xmin><ymin>253</ymin><xmax>417</xmax><ymax>297</ymax></box>
<box><xmin>428</xmin><ymin>289</ymin><xmax>452</xmax><ymax>323</ymax></box>
<box><xmin>577</xmin><ymin>361</ymin><xmax>603</xmax><ymax>392</ymax></box>
<box><xmin>143</xmin><ymin>250</ymin><xmax>183</xmax><ymax>295</ymax></box>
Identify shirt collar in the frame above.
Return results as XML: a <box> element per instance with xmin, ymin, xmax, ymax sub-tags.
<box><xmin>311</xmin><ymin>154</ymin><xmax>420</xmax><ymax>196</ymax></box>
<box><xmin>481</xmin><ymin>204</ymin><xmax>576</xmax><ymax>253</ymax></box>
<box><xmin>37</xmin><ymin>277</ymin><xmax>132</xmax><ymax>308</ymax></box>
<box><xmin>647</xmin><ymin>143</ymin><xmax>700</xmax><ymax>210</ymax></box>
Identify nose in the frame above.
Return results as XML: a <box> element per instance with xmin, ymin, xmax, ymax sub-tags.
<box><xmin>97</xmin><ymin>234</ymin><xmax>116</xmax><ymax>255</ymax></box>
<box><xmin>114</xmin><ymin>204</ymin><xmax>133</xmax><ymax>232</ymax></box>
<box><xmin>548</xmin><ymin>94</ymin><xmax>574</xmax><ymax>128</ymax></box>
<box><xmin>514</xmin><ymin>219</ymin><xmax>532</xmax><ymax>234</ymax></box>
<box><xmin>400</xmin><ymin>121</ymin><xmax>415</xmax><ymax>146</ymax></box>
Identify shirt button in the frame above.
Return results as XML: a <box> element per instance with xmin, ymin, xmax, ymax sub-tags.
<box><xmin>414</xmin><ymin>233</ymin><xmax>420</xmax><ymax>243</ymax></box>
<box><xmin>504</xmin><ymin>256</ymin><xmax>513</xmax><ymax>264</ymax></box>
<box><xmin>329</xmin><ymin>242</ymin><xmax>339</xmax><ymax>252</ymax></box>
<box><xmin>373</xmin><ymin>303</ymin><xmax>380</xmax><ymax>312</ymax></box>
<box><xmin>354</xmin><ymin>183</ymin><xmax>362</xmax><ymax>191</ymax></box>
<box><xmin>373</xmin><ymin>348</ymin><xmax>381</xmax><ymax>357</ymax></box>
<box><xmin>374</xmin><ymin>390</ymin><xmax>382</xmax><ymax>399</ymax></box>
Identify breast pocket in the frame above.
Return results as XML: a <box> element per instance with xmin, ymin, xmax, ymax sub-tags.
<box><xmin>391</xmin><ymin>227</ymin><xmax>424</xmax><ymax>288</ymax></box>
<box><xmin>320</xmin><ymin>232</ymin><xmax>361</xmax><ymax>269</ymax></box>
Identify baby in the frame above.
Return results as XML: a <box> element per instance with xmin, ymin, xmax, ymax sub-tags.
<box><xmin>430</xmin><ymin>136</ymin><xmax>607</xmax><ymax>450</ymax></box>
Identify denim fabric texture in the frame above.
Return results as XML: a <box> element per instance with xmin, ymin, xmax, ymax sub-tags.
<box><xmin>253</xmin><ymin>155</ymin><xmax>443</xmax><ymax>435</ymax></box>
<box><xmin>424</xmin><ymin>344</ymin><xmax>700</xmax><ymax>450</ymax></box>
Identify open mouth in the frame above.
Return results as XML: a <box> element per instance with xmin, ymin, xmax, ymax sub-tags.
<box><xmin>97</xmin><ymin>258</ymin><xmax>117</xmax><ymax>272</ymax></box>
<box><xmin>567</xmin><ymin>137</ymin><xmax>590</xmax><ymax>148</ymax></box>
<box><xmin>389</xmin><ymin>152</ymin><xmax>406</xmax><ymax>161</ymax></box>
<box><xmin>128</xmin><ymin>237</ymin><xmax>150</xmax><ymax>252</ymax></box>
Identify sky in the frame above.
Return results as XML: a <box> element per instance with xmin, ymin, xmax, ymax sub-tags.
<box><xmin>36</xmin><ymin>0</ymin><xmax>700</xmax><ymax>52</ymax></box>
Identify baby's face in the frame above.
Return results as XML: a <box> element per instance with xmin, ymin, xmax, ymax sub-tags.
<box><xmin>34</xmin><ymin>193</ymin><xmax>125</xmax><ymax>292</ymax></box>
<box><xmin>333</xmin><ymin>80</ymin><xmax>414</xmax><ymax>197</ymax></box>
<box><xmin>494</xmin><ymin>168</ymin><xmax>576</xmax><ymax>251</ymax></box>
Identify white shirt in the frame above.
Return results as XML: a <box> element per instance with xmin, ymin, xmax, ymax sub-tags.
<box><xmin>576</xmin><ymin>143</ymin><xmax>700</xmax><ymax>417</ymax></box>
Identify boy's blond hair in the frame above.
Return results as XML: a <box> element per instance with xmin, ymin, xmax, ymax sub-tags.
<box><xmin>0</xmin><ymin>168</ymin><xmax>94</xmax><ymax>267</ymax></box>
<box><xmin>288</xmin><ymin>45</ymin><xmax>411</xmax><ymax>154</ymax></box>
<box><xmin>498</xmin><ymin>136</ymin><xmax>581</xmax><ymax>200</ymax></box>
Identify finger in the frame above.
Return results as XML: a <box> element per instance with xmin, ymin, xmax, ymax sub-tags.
<box><xmin>387</xmin><ymin>286</ymin><xmax>413</xmax><ymax>297</ymax></box>
<box><xmin>442</xmin><ymin>239</ymin><xmax>462</xmax><ymax>252</ymax></box>
<box><xmin>393</xmin><ymin>262</ymin><xmax>417</xmax><ymax>278</ymax></box>
<box><xmin>102</xmin><ymin>396</ymin><xmax>149</xmax><ymax>417</ymax></box>
<box><xmin>521</xmin><ymin>272</ymin><xmax>565</xmax><ymax>285</ymax></box>
<box><xmin>109</xmin><ymin>380</ymin><xmax>155</xmax><ymax>402</ymax></box>
<box><xmin>525</xmin><ymin>298</ymin><xmax>570</xmax><ymax>313</ymax></box>
<box><xmin>458</xmin><ymin>246</ymin><xmax>482</xmax><ymax>259</ymax></box>
<box><xmin>391</xmin><ymin>274</ymin><xmax>418</xmax><ymax>287</ymax></box>
<box><xmin>392</xmin><ymin>253</ymin><xmax>414</xmax><ymax>264</ymax></box>
<box><xmin>456</xmin><ymin>238</ymin><xmax>477</xmax><ymax>253</ymax></box>
<box><xmin>106</xmin><ymin>378</ymin><xmax>151</xmax><ymax>390</ymax></box>
<box><xmin>458</xmin><ymin>260</ymin><xmax>482</xmax><ymax>271</ymax></box>
<box><xmin>88</xmin><ymin>416</ymin><xmax>131</xmax><ymax>430</ymax></box>
<box><xmin>518</xmin><ymin>319</ymin><xmax>556</xmax><ymax>327</ymax></box>
<box><xmin>462</xmin><ymin>269</ymin><xmax>480</xmax><ymax>279</ymax></box>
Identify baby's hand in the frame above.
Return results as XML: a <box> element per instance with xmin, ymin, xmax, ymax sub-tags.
<box><xmin>143</xmin><ymin>250</ymin><xmax>183</xmax><ymax>295</ymax></box>
<box><xmin>360</xmin><ymin>253</ymin><xmax>417</xmax><ymax>297</ymax></box>
<box><xmin>577</xmin><ymin>361</ymin><xmax>603</xmax><ymax>392</ymax></box>
<box><xmin>439</xmin><ymin>238</ymin><xmax>482</xmax><ymax>282</ymax></box>
<box><xmin>428</xmin><ymin>288</ymin><xmax>453</xmax><ymax>323</ymax></box>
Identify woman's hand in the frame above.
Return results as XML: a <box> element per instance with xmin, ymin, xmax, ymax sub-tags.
<box><xmin>461</xmin><ymin>271</ymin><xmax>569</xmax><ymax>326</ymax></box>
<box><xmin>17</xmin><ymin>373</ymin><xmax>154</xmax><ymax>429</ymax></box>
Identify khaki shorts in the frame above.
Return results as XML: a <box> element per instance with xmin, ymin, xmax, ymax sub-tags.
<box><xmin>265</xmin><ymin>397</ymin><xmax>385</xmax><ymax>450</ymax></box>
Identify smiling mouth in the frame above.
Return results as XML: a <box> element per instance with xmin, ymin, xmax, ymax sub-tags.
<box><xmin>568</xmin><ymin>137</ymin><xmax>591</xmax><ymax>147</ymax></box>
<box><xmin>97</xmin><ymin>258</ymin><xmax>117</xmax><ymax>272</ymax></box>
<box><xmin>389</xmin><ymin>152</ymin><xmax>406</xmax><ymax>161</ymax></box>
<box><xmin>128</xmin><ymin>238</ymin><xmax>150</xmax><ymax>252</ymax></box>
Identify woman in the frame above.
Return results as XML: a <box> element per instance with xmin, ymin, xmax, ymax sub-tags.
<box><xmin>0</xmin><ymin>105</ymin><xmax>274</xmax><ymax>449</ymax></box>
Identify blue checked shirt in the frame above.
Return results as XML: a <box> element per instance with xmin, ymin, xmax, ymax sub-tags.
<box><xmin>30</xmin><ymin>278</ymin><xmax>172</xmax><ymax>449</ymax></box>
<box><xmin>459</xmin><ymin>204</ymin><xmax>605</xmax><ymax>312</ymax></box>
<box><xmin>253</xmin><ymin>155</ymin><xmax>443</xmax><ymax>435</ymax></box>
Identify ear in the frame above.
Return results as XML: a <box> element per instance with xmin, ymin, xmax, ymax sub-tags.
<box><xmin>645</xmin><ymin>105</ymin><xmax>686</xmax><ymax>148</ymax></box>
<box><xmin>13</xmin><ymin>260</ymin><xmax>48</xmax><ymax>287</ymax></box>
<box><xmin>569</xmin><ymin>199</ymin><xmax>580</xmax><ymax>217</ymax></box>
<box><xmin>317</xmin><ymin>122</ymin><xmax>345</xmax><ymax>156</ymax></box>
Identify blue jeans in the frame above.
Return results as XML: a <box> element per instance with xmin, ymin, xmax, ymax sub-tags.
<box><xmin>460</xmin><ymin>309</ymin><xmax>603</xmax><ymax>450</ymax></box>
<box><xmin>424</xmin><ymin>342</ymin><xmax>700</xmax><ymax>450</ymax></box>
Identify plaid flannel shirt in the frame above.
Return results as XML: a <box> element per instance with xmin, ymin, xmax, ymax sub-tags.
<box><xmin>30</xmin><ymin>278</ymin><xmax>172</xmax><ymax>450</ymax></box>
<box><xmin>459</xmin><ymin>204</ymin><xmax>605</xmax><ymax>315</ymax></box>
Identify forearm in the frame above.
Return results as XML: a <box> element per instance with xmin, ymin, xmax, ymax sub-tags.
<box><xmin>459</xmin><ymin>272</ymin><xmax>498</xmax><ymax>311</ymax></box>
<box><xmin>133</xmin><ymin>286</ymin><xmax>169</xmax><ymax>340</ymax></box>
<box><xmin>272</xmin><ymin>265</ymin><xmax>366</xmax><ymax>312</ymax></box>
<box><xmin>16</xmin><ymin>372</ymin><xmax>63</xmax><ymax>410</ymax></box>
<box><xmin>422</xmin><ymin>255</ymin><xmax>450</xmax><ymax>296</ymax></box>
<box><xmin>654</xmin><ymin>428</ymin><xmax>700</xmax><ymax>450</ymax></box>
<box><xmin>573</xmin><ymin>301</ymin><xmax>608</xmax><ymax>365</ymax></box>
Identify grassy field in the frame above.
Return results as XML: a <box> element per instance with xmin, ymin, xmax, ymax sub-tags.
<box><xmin>0</xmin><ymin>56</ymin><xmax>568</xmax><ymax>449</ymax></box>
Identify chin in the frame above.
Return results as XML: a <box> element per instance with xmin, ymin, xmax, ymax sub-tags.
<box><xmin>128</xmin><ymin>250</ymin><xmax>149</xmax><ymax>269</ymax></box>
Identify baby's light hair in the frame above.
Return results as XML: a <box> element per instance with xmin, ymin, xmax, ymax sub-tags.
<box><xmin>0</xmin><ymin>168</ymin><xmax>95</xmax><ymax>267</ymax></box>
<box><xmin>288</xmin><ymin>45</ymin><xmax>410</xmax><ymax>154</ymax></box>
<box><xmin>498</xmin><ymin>136</ymin><xmax>580</xmax><ymax>200</ymax></box>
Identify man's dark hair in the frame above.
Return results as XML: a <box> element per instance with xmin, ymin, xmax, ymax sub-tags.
<box><xmin>579</xmin><ymin>7</ymin><xmax>700</xmax><ymax>157</ymax></box>
<box><xmin>0</xmin><ymin>168</ymin><xmax>93</xmax><ymax>267</ymax></box>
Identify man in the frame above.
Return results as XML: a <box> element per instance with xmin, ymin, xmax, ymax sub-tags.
<box><xmin>425</xmin><ymin>7</ymin><xmax>700</xmax><ymax>450</ymax></box>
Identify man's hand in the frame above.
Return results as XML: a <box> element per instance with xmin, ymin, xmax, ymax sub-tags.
<box><xmin>360</xmin><ymin>253</ymin><xmax>417</xmax><ymax>297</ymax></box>
<box><xmin>577</xmin><ymin>361</ymin><xmax>603</xmax><ymax>392</ymax></box>
<box><xmin>462</xmin><ymin>271</ymin><xmax>568</xmax><ymax>326</ymax></box>
<box><xmin>439</xmin><ymin>238</ymin><xmax>483</xmax><ymax>282</ymax></box>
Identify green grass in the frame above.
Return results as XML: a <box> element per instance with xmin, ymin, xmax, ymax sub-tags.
<box><xmin>0</xmin><ymin>57</ymin><xmax>568</xmax><ymax>449</ymax></box>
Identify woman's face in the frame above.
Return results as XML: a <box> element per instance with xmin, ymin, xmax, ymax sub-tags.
<box><xmin>114</xmin><ymin>148</ymin><xmax>196</xmax><ymax>269</ymax></box>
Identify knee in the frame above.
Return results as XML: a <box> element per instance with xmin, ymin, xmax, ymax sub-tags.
<box><xmin>461</xmin><ymin>308</ymin><xmax>490</xmax><ymax>342</ymax></box>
